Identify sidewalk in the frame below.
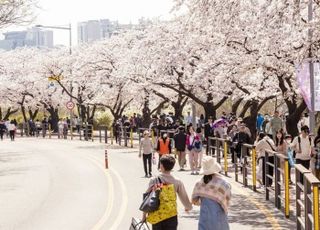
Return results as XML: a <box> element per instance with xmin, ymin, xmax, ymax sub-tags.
<box><xmin>105</xmin><ymin>145</ymin><xmax>296</xmax><ymax>230</ymax></box>
<box><xmin>175</xmin><ymin>165</ymin><xmax>296</xmax><ymax>230</ymax></box>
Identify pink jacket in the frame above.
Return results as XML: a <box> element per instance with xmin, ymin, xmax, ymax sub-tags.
<box><xmin>186</xmin><ymin>134</ymin><xmax>200</xmax><ymax>147</ymax></box>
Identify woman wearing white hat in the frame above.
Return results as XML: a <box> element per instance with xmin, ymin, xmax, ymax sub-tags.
<box><xmin>191</xmin><ymin>156</ymin><xmax>231</xmax><ymax>230</ymax></box>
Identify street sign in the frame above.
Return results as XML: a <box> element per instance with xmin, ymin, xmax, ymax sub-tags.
<box><xmin>48</xmin><ymin>75</ymin><xmax>64</xmax><ymax>81</ymax></box>
<box><xmin>66</xmin><ymin>101</ymin><xmax>75</xmax><ymax>110</ymax></box>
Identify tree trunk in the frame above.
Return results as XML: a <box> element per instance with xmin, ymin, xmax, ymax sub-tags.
<box><xmin>173</xmin><ymin>104</ymin><xmax>184</xmax><ymax>121</ymax></box>
<box><xmin>276</xmin><ymin>75</ymin><xmax>306</xmax><ymax>137</ymax></box>
<box><xmin>203</xmin><ymin>102</ymin><xmax>216</xmax><ymax>121</ymax></box>
<box><xmin>231</xmin><ymin>98</ymin><xmax>243</xmax><ymax>116</ymax></box>
<box><xmin>28</xmin><ymin>108</ymin><xmax>39</xmax><ymax>121</ymax></box>
<box><xmin>46</xmin><ymin>106</ymin><xmax>59</xmax><ymax>132</ymax></box>
<box><xmin>21</xmin><ymin>106</ymin><xmax>27</xmax><ymax>122</ymax></box>
<box><xmin>89</xmin><ymin>105</ymin><xmax>96</xmax><ymax>122</ymax></box>
<box><xmin>243</xmin><ymin>100</ymin><xmax>258</xmax><ymax>142</ymax></box>
<box><xmin>286</xmin><ymin>101</ymin><xmax>306</xmax><ymax>137</ymax></box>
<box><xmin>239</xmin><ymin>101</ymin><xmax>252</xmax><ymax>118</ymax></box>
<box><xmin>79</xmin><ymin>104</ymin><xmax>87</xmax><ymax>122</ymax></box>
<box><xmin>1</xmin><ymin>107</ymin><xmax>19</xmax><ymax>120</ymax></box>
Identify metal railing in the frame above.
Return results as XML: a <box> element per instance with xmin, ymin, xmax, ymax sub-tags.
<box><xmin>233</xmin><ymin>143</ymin><xmax>257</xmax><ymax>191</ymax></box>
<box><xmin>265</xmin><ymin>150</ymin><xmax>290</xmax><ymax>218</ymax></box>
<box><xmin>208</xmin><ymin>137</ymin><xmax>229</xmax><ymax>176</ymax></box>
<box><xmin>296</xmin><ymin>164</ymin><xmax>320</xmax><ymax>230</ymax></box>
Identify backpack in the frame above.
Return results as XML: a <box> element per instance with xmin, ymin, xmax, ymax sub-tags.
<box><xmin>194</xmin><ymin>139</ymin><xmax>202</xmax><ymax>152</ymax></box>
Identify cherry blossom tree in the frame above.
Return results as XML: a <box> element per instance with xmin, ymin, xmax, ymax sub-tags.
<box><xmin>0</xmin><ymin>0</ymin><xmax>37</xmax><ymax>28</ymax></box>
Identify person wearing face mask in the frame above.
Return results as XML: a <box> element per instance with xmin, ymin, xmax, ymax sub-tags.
<box><xmin>156</xmin><ymin>132</ymin><xmax>172</xmax><ymax>170</ymax></box>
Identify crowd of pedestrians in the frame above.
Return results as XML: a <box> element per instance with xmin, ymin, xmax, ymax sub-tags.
<box><xmin>0</xmin><ymin>119</ymin><xmax>17</xmax><ymax>141</ymax></box>
<box><xmin>136</xmin><ymin>110</ymin><xmax>320</xmax><ymax>230</ymax></box>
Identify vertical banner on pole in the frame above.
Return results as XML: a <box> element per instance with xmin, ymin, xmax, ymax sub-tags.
<box><xmin>314</xmin><ymin>63</ymin><xmax>320</xmax><ymax>111</ymax></box>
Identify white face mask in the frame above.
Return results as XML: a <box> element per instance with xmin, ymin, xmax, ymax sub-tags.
<box><xmin>163</xmin><ymin>134</ymin><xmax>167</xmax><ymax>138</ymax></box>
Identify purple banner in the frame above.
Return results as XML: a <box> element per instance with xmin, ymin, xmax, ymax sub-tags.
<box><xmin>296</xmin><ymin>63</ymin><xmax>312</xmax><ymax>110</ymax></box>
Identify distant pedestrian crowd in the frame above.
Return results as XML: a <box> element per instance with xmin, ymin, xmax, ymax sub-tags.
<box><xmin>135</xmin><ymin>110</ymin><xmax>320</xmax><ymax>230</ymax></box>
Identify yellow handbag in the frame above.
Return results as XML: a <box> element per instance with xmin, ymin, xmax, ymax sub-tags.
<box><xmin>146</xmin><ymin>183</ymin><xmax>177</xmax><ymax>225</ymax></box>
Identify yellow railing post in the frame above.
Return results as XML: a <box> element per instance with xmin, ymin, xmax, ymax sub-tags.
<box><xmin>110</xmin><ymin>127</ymin><xmax>113</xmax><ymax>145</ymax></box>
<box><xmin>284</xmin><ymin>160</ymin><xmax>290</xmax><ymax>218</ymax></box>
<box><xmin>130</xmin><ymin>128</ymin><xmax>133</xmax><ymax>148</ymax></box>
<box><xmin>252</xmin><ymin>147</ymin><xmax>257</xmax><ymax>191</ymax></box>
<box><xmin>151</xmin><ymin>129</ymin><xmax>155</xmax><ymax>146</ymax></box>
<box><xmin>224</xmin><ymin>141</ymin><xmax>228</xmax><ymax>176</ymax></box>
<box><xmin>313</xmin><ymin>185</ymin><xmax>319</xmax><ymax>230</ymax></box>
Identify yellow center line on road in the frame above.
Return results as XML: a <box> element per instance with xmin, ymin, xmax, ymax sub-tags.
<box><xmin>232</xmin><ymin>185</ymin><xmax>282</xmax><ymax>229</ymax></box>
<box><xmin>85</xmin><ymin>156</ymin><xmax>115</xmax><ymax>230</ymax></box>
<box><xmin>85</xmin><ymin>155</ymin><xmax>128</xmax><ymax>230</ymax></box>
<box><xmin>108</xmin><ymin>167</ymin><xmax>128</xmax><ymax>230</ymax></box>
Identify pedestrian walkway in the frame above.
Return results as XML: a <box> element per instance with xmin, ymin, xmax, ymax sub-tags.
<box><xmin>174</xmin><ymin>161</ymin><xmax>296</xmax><ymax>229</ymax></box>
<box><xmin>105</xmin><ymin>145</ymin><xmax>296</xmax><ymax>229</ymax></box>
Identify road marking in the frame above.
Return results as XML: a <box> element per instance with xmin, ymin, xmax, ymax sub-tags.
<box><xmin>232</xmin><ymin>185</ymin><xmax>282</xmax><ymax>229</ymax></box>
<box><xmin>108</xmin><ymin>166</ymin><xmax>128</xmax><ymax>230</ymax></box>
<box><xmin>85</xmin><ymin>156</ymin><xmax>114</xmax><ymax>230</ymax></box>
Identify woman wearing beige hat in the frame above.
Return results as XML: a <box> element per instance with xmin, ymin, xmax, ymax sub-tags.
<box><xmin>192</xmin><ymin>156</ymin><xmax>231</xmax><ymax>230</ymax></box>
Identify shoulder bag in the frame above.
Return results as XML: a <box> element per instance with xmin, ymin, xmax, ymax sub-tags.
<box><xmin>139</xmin><ymin>178</ymin><xmax>162</xmax><ymax>213</ymax></box>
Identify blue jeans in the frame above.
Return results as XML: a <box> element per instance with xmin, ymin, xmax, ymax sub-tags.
<box><xmin>199</xmin><ymin>198</ymin><xmax>229</xmax><ymax>230</ymax></box>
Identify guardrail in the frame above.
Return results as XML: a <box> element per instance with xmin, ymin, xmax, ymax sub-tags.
<box><xmin>233</xmin><ymin>143</ymin><xmax>257</xmax><ymax>191</ymax></box>
<box><xmin>16</xmin><ymin>123</ymin><xmax>113</xmax><ymax>143</ymax></box>
<box><xmin>265</xmin><ymin>150</ymin><xmax>290</xmax><ymax>218</ymax></box>
<box><xmin>208</xmin><ymin>137</ymin><xmax>229</xmax><ymax>176</ymax></box>
<box><xmin>295</xmin><ymin>164</ymin><xmax>320</xmax><ymax>230</ymax></box>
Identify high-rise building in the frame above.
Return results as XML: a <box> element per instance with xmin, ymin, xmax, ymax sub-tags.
<box><xmin>0</xmin><ymin>27</ymin><xmax>53</xmax><ymax>50</ymax></box>
<box><xmin>77</xmin><ymin>19</ymin><xmax>122</xmax><ymax>44</ymax></box>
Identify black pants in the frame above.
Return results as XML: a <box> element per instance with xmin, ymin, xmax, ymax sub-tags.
<box><xmin>9</xmin><ymin>130</ymin><xmax>15</xmax><ymax>141</ymax></box>
<box><xmin>152</xmin><ymin>216</ymin><xmax>178</xmax><ymax>230</ymax></box>
<box><xmin>230</xmin><ymin>147</ymin><xmax>235</xmax><ymax>163</ymax></box>
<box><xmin>262</xmin><ymin>156</ymin><xmax>274</xmax><ymax>187</ymax></box>
<box><xmin>0</xmin><ymin>131</ymin><xmax>4</xmax><ymax>140</ymax></box>
<box><xmin>143</xmin><ymin>154</ymin><xmax>152</xmax><ymax>175</ymax></box>
<box><xmin>296</xmin><ymin>159</ymin><xmax>310</xmax><ymax>184</ymax></box>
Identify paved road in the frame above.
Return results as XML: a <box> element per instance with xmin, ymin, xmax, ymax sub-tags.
<box><xmin>0</xmin><ymin>138</ymin><xmax>296</xmax><ymax>229</ymax></box>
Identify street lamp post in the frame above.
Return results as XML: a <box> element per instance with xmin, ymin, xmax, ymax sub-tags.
<box><xmin>36</xmin><ymin>23</ymin><xmax>74</xmax><ymax>139</ymax></box>
<box><xmin>308</xmin><ymin>0</ymin><xmax>316</xmax><ymax>134</ymax></box>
